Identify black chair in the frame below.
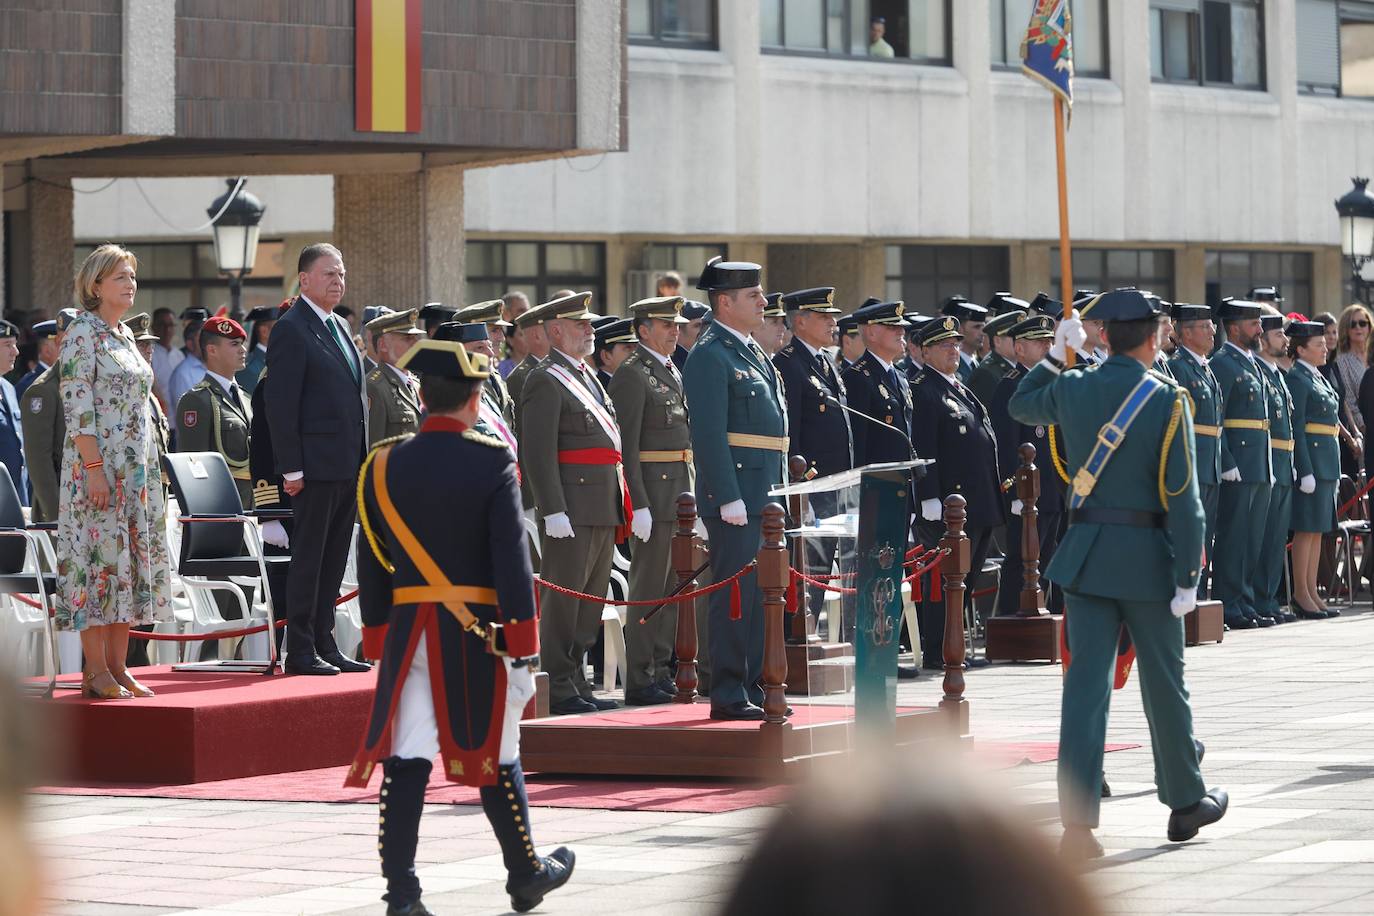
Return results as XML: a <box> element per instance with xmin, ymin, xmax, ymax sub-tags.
<box><xmin>162</xmin><ymin>452</ymin><xmax>291</xmax><ymax>675</ymax></box>
<box><xmin>0</xmin><ymin>464</ymin><xmax>60</xmax><ymax>697</ymax></box>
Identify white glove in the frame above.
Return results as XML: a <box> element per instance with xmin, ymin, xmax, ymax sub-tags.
<box><xmin>1010</xmin><ymin>499</ymin><xmax>1023</xmax><ymax>517</ymax></box>
<box><xmin>693</xmin><ymin>517</ymin><xmax>709</xmax><ymax>541</ymax></box>
<box><xmin>631</xmin><ymin>507</ymin><xmax>653</xmax><ymax>542</ymax></box>
<box><xmin>719</xmin><ymin>499</ymin><xmax>748</xmax><ymax>526</ymax></box>
<box><xmin>504</xmin><ymin>659</ymin><xmax>537</xmax><ymax>707</ymax></box>
<box><xmin>1049</xmin><ymin>309</ymin><xmax>1087</xmax><ymax>362</ymax></box>
<box><xmin>1220</xmin><ymin>468</ymin><xmax>1242</xmax><ymax>483</ymax></box>
<box><xmin>1300</xmin><ymin>474</ymin><xmax>1317</xmax><ymax>494</ymax></box>
<box><xmin>543</xmin><ymin>512</ymin><xmax>575</xmax><ymax>539</ymax></box>
<box><xmin>921</xmin><ymin>498</ymin><xmax>942</xmax><ymax>522</ymax></box>
<box><xmin>1170</xmin><ymin>585</ymin><xmax>1198</xmax><ymax>619</ymax></box>
<box><xmin>260</xmin><ymin>520</ymin><xmax>290</xmax><ymax>549</ymax></box>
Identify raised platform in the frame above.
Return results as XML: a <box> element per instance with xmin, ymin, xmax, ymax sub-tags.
<box><xmin>32</xmin><ymin>666</ymin><xmax>551</xmax><ymax>785</ymax></box>
<box><xmin>783</xmin><ymin>640</ymin><xmax>854</xmax><ymax>695</ymax></box>
<box><xmin>520</xmin><ymin>699</ymin><xmax>965</xmax><ymax>780</ymax></box>
<box><xmin>984</xmin><ymin>612</ymin><xmax>1063</xmax><ymax>663</ymax></box>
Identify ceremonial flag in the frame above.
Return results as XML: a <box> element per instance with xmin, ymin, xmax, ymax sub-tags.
<box><xmin>355</xmin><ymin>0</ymin><xmax>422</xmax><ymax>133</ymax></box>
<box><xmin>1021</xmin><ymin>0</ymin><xmax>1074</xmax><ymax>110</ymax></box>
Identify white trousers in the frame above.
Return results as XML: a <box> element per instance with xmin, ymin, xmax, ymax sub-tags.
<box><xmin>392</xmin><ymin>633</ymin><xmax>527</xmax><ymax>764</ymax></box>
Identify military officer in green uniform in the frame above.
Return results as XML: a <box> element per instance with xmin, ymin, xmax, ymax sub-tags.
<box><xmin>20</xmin><ymin>309</ymin><xmax>79</xmax><ymax>523</ymax></box>
<box><xmin>608</xmin><ymin>296</ymin><xmax>693</xmax><ymax>706</ymax></box>
<box><xmin>968</xmin><ymin>306</ymin><xmax>1027</xmax><ymax>406</ymax></box>
<box><xmin>1169</xmin><ymin>303</ymin><xmax>1224</xmax><ymax>599</ymax></box>
<box><xmin>444</xmin><ymin>321</ymin><xmax>520</xmax><ymax>456</ymax></box>
<box><xmin>176</xmin><ymin>317</ymin><xmax>254</xmax><ymax>507</ymax></box>
<box><xmin>1254</xmin><ymin>309</ymin><xmax>1298</xmax><ymax>623</ymax></box>
<box><xmin>1287</xmin><ymin>320</ymin><xmax>1344</xmax><ymax>619</ymax></box>
<box><xmin>1209</xmin><ymin>298</ymin><xmax>1273</xmax><ymax>630</ymax></box>
<box><xmin>684</xmin><ymin>257</ymin><xmax>787</xmax><ymax>721</ymax></box>
<box><xmin>521</xmin><ymin>291</ymin><xmax>628</xmax><ymax>715</ymax></box>
<box><xmin>364</xmin><ymin>309</ymin><xmax>425</xmax><ymax>449</ymax></box>
<box><xmin>1008</xmin><ymin>289</ymin><xmax>1226</xmax><ymax>859</ymax></box>
<box><xmin>508</xmin><ymin>304</ymin><xmax>553</xmax><ymax>513</ymax></box>
<box><xmin>455</xmin><ymin>299</ymin><xmax>517</xmax><ymax>428</ymax></box>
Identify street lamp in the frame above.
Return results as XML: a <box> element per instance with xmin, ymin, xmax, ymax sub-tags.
<box><xmin>207</xmin><ymin>178</ymin><xmax>266</xmax><ymax>322</ymax></box>
<box><xmin>1335</xmin><ymin>177</ymin><xmax>1374</xmax><ymax>307</ymax></box>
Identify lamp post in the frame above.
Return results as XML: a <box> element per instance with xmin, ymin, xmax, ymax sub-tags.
<box><xmin>1335</xmin><ymin>177</ymin><xmax>1374</xmax><ymax>307</ymax></box>
<box><xmin>207</xmin><ymin>178</ymin><xmax>266</xmax><ymax>322</ymax></box>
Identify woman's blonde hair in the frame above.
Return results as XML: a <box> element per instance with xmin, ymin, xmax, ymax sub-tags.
<box><xmin>73</xmin><ymin>244</ymin><xmax>138</xmax><ymax>312</ymax></box>
<box><xmin>1336</xmin><ymin>302</ymin><xmax>1372</xmax><ymax>359</ymax></box>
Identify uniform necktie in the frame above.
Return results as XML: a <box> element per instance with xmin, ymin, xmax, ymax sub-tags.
<box><xmin>816</xmin><ymin>353</ymin><xmax>831</xmax><ymax>377</ymax></box>
<box><xmin>888</xmin><ymin>367</ymin><xmax>902</xmax><ymax>394</ymax></box>
<box><xmin>229</xmin><ymin>383</ymin><xmax>244</xmax><ymax>414</ymax></box>
<box><xmin>327</xmin><ymin>315</ymin><xmax>359</xmax><ymax>383</ymax></box>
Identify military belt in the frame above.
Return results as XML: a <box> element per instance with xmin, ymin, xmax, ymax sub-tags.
<box><xmin>1192</xmin><ymin>424</ymin><xmax>1221</xmax><ymax>438</ymax></box>
<box><xmin>394</xmin><ymin>586</ymin><xmax>498</xmax><ymax>606</ymax></box>
<box><xmin>1068</xmin><ymin>508</ymin><xmax>1165</xmax><ymax>529</ymax></box>
<box><xmin>640</xmin><ymin>449</ymin><xmax>693</xmax><ymax>463</ymax></box>
<box><xmin>1270</xmin><ymin>438</ymin><xmax>1295</xmax><ymax>452</ymax></box>
<box><xmin>726</xmin><ymin>433</ymin><xmax>789</xmax><ymax>452</ymax></box>
<box><xmin>1222</xmin><ymin>419</ymin><xmax>1269</xmax><ymax>430</ymax></box>
<box><xmin>1305</xmin><ymin>423</ymin><xmax>1339</xmax><ymax>437</ymax></box>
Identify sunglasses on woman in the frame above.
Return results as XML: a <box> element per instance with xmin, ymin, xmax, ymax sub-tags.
<box><xmin>1352</xmin><ymin>320</ymin><xmax>1370</xmax><ymax>329</ymax></box>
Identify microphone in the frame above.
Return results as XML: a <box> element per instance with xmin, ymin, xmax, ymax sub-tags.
<box><xmin>822</xmin><ymin>394</ymin><xmax>918</xmax><ymax>463</ymax></box>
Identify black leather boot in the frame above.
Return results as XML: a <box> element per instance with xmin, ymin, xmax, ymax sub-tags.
<box><xmin>379</xmin><ymin>757</ymin><xmax>431</xmax><ymax>913</ymax></box>
<box><xmin>480</xmin><ymin>761</ymin><xmax>576</xmax><ymax>912</ymax></box>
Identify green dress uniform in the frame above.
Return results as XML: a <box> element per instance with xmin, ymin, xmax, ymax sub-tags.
<box><xmin>608</xmin><ymin>304</ymin><xmax>693</xmax><ymax>701</ymax></box>
<box><xmin>1209</xmin><ymin>303</ymin><xmax>1273</xmax><ymax>627</ymax></box>
<box><xmin>1008</xmin><ymin>290</ymin><xmax>1206</xmax><ymax>832</ymax></box>
<box><xmin>1288</xmin><ymin>356</ymin><xmax>1342</xmax><ymax>533</ymax></box>
<box><xmin>520</xmin><ymin>293</ymin><xmax>629</xmax><ymax>710</ymax></box>
<box><xmin>508</xmin><ymin>353</ymin><xmax>541</xmax><ymax>510</ymax></box>
<box><xmin>455</xmin><ymin>299</ymin><xmax>518</xmax><ymax>430</ymax></box>
<box><xmin>684</xmin><ymin>259</ymin><xmax>787</xmax><ymax>717</ymax></box>
<box><xmin>1254</xmin><ymin>352</ymin><xmax>1296</xmax><ymax>620</ymax></box>
<box><xmin>1168</xmin><ymin>317</ymin><xmax>1223</xmax><ymax>600</ymax></box>
<box><xmin>20</xmin><ymin>365</ymin><xmax>63</xmax><ymax>523</ymax></box>
<box><xmin>176</xmin><ymin>374</ymin><xmax>254</xmax><ymax>508</ymax></box>
<box><xmin>968</xmin><ymin>305</ymin><xmax>1028</xmax><ymax>407</ymax></box>
<box><xmin>366</xmin><ymin>364</ymin><xmax>422</xmax><ymax>448</ymax></box>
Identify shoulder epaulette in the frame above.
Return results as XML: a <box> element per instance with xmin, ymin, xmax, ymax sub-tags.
<box><xmin>463</xmin><ymin>428</ymin><xmax>506</xmax><ymax>449</ymax></box>
<box><xmin>189</xmin><ymin>378</ymin><xmax>213</xmax><ymax>393</ymax></box>
<box><xmin>367</xmin><ymin>367</ymin><xmax>383</xmax><ymax>382</ymax></box>
<box><xmin>367</xmin><ymin>433</ymin><xmax>413</xmax><ymax>458</ymax></box>
<box><xmin>780</xmin><ymin>343</ymin><xmax>795</xmax><ymax>356</ymax></box>
<box><xmin>1149</xmin><ymin>368</ymin><xmax>1182</xmax><ymax>389</ymax></box>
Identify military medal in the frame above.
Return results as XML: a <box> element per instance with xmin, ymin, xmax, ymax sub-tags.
<box><xmin>878</xmin><ymin>383</ymin><xmax>891</xmax><ymax>399</ymax></box>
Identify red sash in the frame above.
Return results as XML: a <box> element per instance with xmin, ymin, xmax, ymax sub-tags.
<box><xmin>558</xmin><ymin>447</ymin><xmax>633</xmax><ymax>543</ymax></box>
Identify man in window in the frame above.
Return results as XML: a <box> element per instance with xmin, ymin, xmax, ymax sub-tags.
<box><xmin>869</xmin><ymin>16</ymin><xmax>894</xmax><ymax>58</ymax></box>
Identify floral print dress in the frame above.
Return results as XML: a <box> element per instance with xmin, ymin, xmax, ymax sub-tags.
<box><xmin>54</xmin><ymin>311</ymin><xmax>170</xmax><ymax>631</ymax></box>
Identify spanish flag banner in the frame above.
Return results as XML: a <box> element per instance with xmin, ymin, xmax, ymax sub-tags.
<box><xmin>356</xmin><ymin>0</ymin><xmax>422</xmax><ymax>133</ymax></box>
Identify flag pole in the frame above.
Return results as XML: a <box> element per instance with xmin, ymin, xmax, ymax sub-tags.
<box><xmin>1053</xmin><ymin>94</ymin><xmax>1075</xmax><ymax>367</ymax></box>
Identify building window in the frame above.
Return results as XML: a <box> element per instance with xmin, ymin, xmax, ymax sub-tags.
<box><xmin>1150</xmin><ymin>0</ymin><xmax>1264</xmax><ymax>89</ymax></box>
<box><xmin>760</xmin><ymin>0</ymin><xmax>951</xmax><ymax>64</ymax></box>
<box><xmin>1050</xmin><ymin>248</ymin><xmax>1176</xmax><ymax>301</ymax></box>
<box><xmin>1204</xmin><ymin>250</ymin><xmax>1314</xmax><ymax>312</ymax></box>
<box><xmin>990</xmin><ymin>0</ymin><xmax>1108</xmax><ymax>76</ymax></box>
<box><xmin>628</xmin><ymin>0</ymin><xmax>717</xmax><ymax>48</ymax></box>
<box><xmin>643</xmin><ymin>243</ymin><xmax>727</xmax><ymax>290</ymax></box>
<box><xmin>1297</xmin><ymin>1</ymin><xmax>1374</xmax><ymax>97</ymax></box>
<box><xmin>465</xmin><ymin>241</ymin><xmax>606</xmax><ymax>308</ymax></box>
<box><xmin>884</xmin><ymin>245</ymin><xmax>1010</xmax><ymax>312</ymax></box>
<box><xmin>73</xmin><ymin>240</ymin><xmax>285</xmax><ymax>317</ymax></box>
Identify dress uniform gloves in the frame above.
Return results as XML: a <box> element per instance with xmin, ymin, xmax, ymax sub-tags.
<box><xmin>920</xmin><ymin>498</ymin><xmax>942</xmax><ymax>522</ymax></box>
<box><xmin>1220</xmin><ymin>468</ymin><xmax>1242</xmax><ymax>483</ymax></box>
<box><xmin>693</xmin><ymin>518</ymin><xmax>709</xmax><ymax>541</ymax></box>
<box><xmin>1010</xmin><ymin>499</ymin><xmax>1023</xmax><ymax>516</ymax></box>
<box><xmin>260</xmin><ymin>520</ymin><xmax>290</xmax><ymax>549</ymax></box>
<box><xmin>1299</xmin><ymin>474</ymin><xmax>1317</xmax><ymax>494</ymax></box>
<box><xmin>1050</xmin><ymin>311</ymin><xmax>1087</xmax><ymax>363</ymax></box>
<box><xmin>504</xmin><ymin>658</ymin><xmax>537</xmax><ymax>709</ymax></box>
<box><xmin>631</xmin><ymin>507</ymin><xmax>653</xmax><ymax>542</ymax></box>
<box><xmin>1170</xmin><ymin>585</ymin><xmax>1198</xmax><ymax>619</ymax></box>
<box><xmin>543</xmin><ymin>512</ymin><xmax>575</xmax><ymax>539</ymax></box>
<box><xmin>719</xmin><ymin>499</ymin><xmax>748</xmax><ymax>526</ymax></box>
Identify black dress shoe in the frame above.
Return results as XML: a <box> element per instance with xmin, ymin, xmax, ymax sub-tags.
<box><xmin>320</xmin><ymin>652</ymin><xmax>372</xmax><ymax>673</ymax></box>
<box><xmin>1250</xmin><ymin>614</ymin><xmax>1274</xmax><ymax>628</ymax></box>
<box><xmin>1295</xmin><ymin>608</ymin><xmax>1327</xmax><ymax>621</ymax></box>
<box><xmin>1060</xmin><ymin>826</ymin><xmax>1104</xmax><ymax>860</ymax></box>
<box><xmin>1225</xmin><ymin>616</ymin><xmax>1257</xmax><ymax>630</ymax></box>
<box><xmin>1100</xmin><ymin>777</ymin><xmax>1112</xmax><ymax>798</ymax></box>
<box><xmin>965</xmin><ymin>656</ymin><xmax>991</xmax><ymax>669</ymax></box>
<box><xmin>584</xmin><ymin>695</ymin><xmax>619</xmax><ymax>711</ymax></box>
<box><xmin>624</xmin><ymin>687</ymin><xmax>673</xmax><ymax>706</ymax></box>
<box><xmin>1279</xmin><ymin>611</ymin><xmax>1298</xmax><ymax>623</ymax></box>
<box><xmin>1167</xmin><ymin>788</ymin><xmax>1228</xmax><ymax>842</ymax></box>
<box><xmin>386</xmin><ymin>900</ymin><xmax>435</xmax><ymax>916</ymax></box>
<box><xmin>550</xmin><ymin>696</ymin><xmax>598</xmax><ymax>715</ymax></box>
<box><xmin>655</xmin><ymin>677</ymin><xmax>679</xmax><ymax>696</ymax></box>
<box><xmin>284</xmin><ymin>656</ymin><xmax>340</xmax><ymax>676</ymax></box>
<box><xmin>710</xmin><ymin>701</ymin><xmax>765</xmax><ymax>721</ymax></box>
<box><xmin>1324</xmin><ymin>607</ymin><xmax>1342</xmax><ymax>618</ymax></box>
<box><xmin>509</xmin><ymin>846</ymin><xmax>575</xmax><ymax>913</ymax></box>
<box><xmin>897</xmin><ymin>665</ymin><xmax>922</xmax><ymax>680</ymax></box>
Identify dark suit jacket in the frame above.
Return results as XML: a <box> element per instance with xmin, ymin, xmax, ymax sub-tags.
<box><xmin>264</xmin><ymin>297</ymin><xmax>367</xmax><ymax>482</ymax></box>
<box><xmin>910</xmin><ymin>368</ymin><xmax>1004</xmax><ymax>529</ymax></box>
<box><xmin>773</xmin><ymin>341</ymin><xmax>852</xmax><ymax>477</ymax></box>
<box><xmin>841</xmin><ymin>351</ymin><xmax>912</xmax><ymax>467</ymax></box>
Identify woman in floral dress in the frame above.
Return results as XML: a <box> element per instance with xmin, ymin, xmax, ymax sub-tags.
<box><xmin>55</xmin><ymin>244</ymin><xmax>170</xmax><ymax>699</ymax></box>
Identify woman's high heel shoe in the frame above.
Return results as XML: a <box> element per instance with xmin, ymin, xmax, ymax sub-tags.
<box><xmin>1293</xmin><ymin>598</ymin><xmax>1328</xmax><ymax>621</ymax></box>
<box><xmin>111</xmin><ymin>669</ymin><xmax>154</xmax><ymax>697</ymax></box>
<box><xmin>82</xmin><ymin>670</ymin><xmax>133</xmax><ymax>700</ymax></box>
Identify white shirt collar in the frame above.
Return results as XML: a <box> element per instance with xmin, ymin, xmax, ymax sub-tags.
<box><xmin>385</xmin><ymin>362</ymin><xmax>412</xmax><ymax>384</ymax></box>
<box><xmin>301</xmin><ymin>294</ymin><xmax>339</xmax><ymax>329</ymax></box>
<box><xmin>1183</xmin><ymin>345</ymin><xmax>1209</xmax><ymax>367</ymax></box>
<box><xmin>641</xmin><ymin>344</ymin><xmax>674</xmax><ymax>369</ymax></box>
<box><xmin>716</xmin><ymin>321</ymin><xmax>756</xmax><ymax>349</ymax></box>
<box><xmin>797</xmin><ymin>338</ymin><xmax>823</xmax><ymax>360</ymax></box>
<box><xmin>938</xmin><ymin>368</ymin><xmax>960</xmax><ymax>387</ymax></box>
<box><xmin>204</xmin><ymin>370</ymin><xmax>236</xmax><ymax>394</ymax></box>
<box><xmin>1225</xmin><ymin>340</ymin><xmax>1256</xmax><ymax>362</ymax></box>
<box><xmin>254</xmin><ymin>342</ymin><xmax>267</xmax><ymax>354</ymax></box>
<box><xmin>870</xmin><ymin>353</ymin><xmax>894</xmax><ymax>373</ymax></box>
<box><xmin>959</xmin><ymin>350</ymin><xmax>975</xmax><ymax>366</ymax></box>
<box><xmin>1299</xmin><ymin>359</ymin><xmax>1324</xmax><ymax>380</ymax></box>
<box><xmin>1092</xmin><ymin>346</ymin><xmax>1109</xmax><ymax>362</ymax></box>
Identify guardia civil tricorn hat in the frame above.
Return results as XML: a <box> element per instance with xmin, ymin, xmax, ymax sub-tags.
<box><xmin>695</xmin><ymin>256</ymin><xmax>762</xmax><ymax>292</ymax></box>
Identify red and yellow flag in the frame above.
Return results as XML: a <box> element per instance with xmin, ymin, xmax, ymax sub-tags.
<box><xmin>356</xmin><ymin>0</ymin><xmax>422</xmax><ymax>133</ymax></box>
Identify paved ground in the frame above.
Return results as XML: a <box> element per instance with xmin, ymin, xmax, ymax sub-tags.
<box><xmin>33</xmin><ymin>602</ymin><xmax>1374</xmax><ymax>915</ymax></box>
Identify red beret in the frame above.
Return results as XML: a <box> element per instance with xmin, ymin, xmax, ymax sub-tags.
<box><xmin>204</xmin><ymin>317</ymin><xmax>247</xmax><ymax>341</ymax></box>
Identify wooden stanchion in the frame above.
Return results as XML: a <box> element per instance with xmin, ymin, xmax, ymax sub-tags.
<box><xmin>1017</xmin><ymin>443</ymin><xmax>1046</xmax><ymax>616</ymax></box>
<box><xmin>759</xmin><ymin>503</ymin><xmax>790</xmax><ymax>725</ymax></box>
<box><xmin>940</xmin><ymin>494</ymin><xmax>970</xmax><ymax>717</ymax></box>
<box><xmin>671</xmin><ymin>493</ymin><xmax>699</xmax><ymax>703</ymax></box>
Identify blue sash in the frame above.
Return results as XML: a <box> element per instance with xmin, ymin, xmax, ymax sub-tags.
<box><xmin>1068</xmin><ymin>374</ymin><xmax>1167</xmax><ymax>510</ymax></box>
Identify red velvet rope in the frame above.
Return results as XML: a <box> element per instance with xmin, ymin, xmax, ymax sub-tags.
<box><xmin>533</xmin><ymin>562</ymin><xmax>758</xmax><ymax>607</ymax></box>
<box><xmin>789</xmin><ymin>548</ymin><xmax>951</xmax><ymax>596</ymax></box>
<box><xmin>1338</xmin><ymin>474</ymin><xmax>1374</xmax><ymax>519</ymax></box>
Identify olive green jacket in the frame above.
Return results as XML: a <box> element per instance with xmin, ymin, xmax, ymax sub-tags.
<box><xmin>607</xmin><ymin>344</ymin><xmax>692</xmax><ymax>521</ymax></box>
<box><xmin>19</xmin><ymin>366</ymin><xmax>62</xmax><ymax>523</ymax></box>
<box><xmin>176</xmin><ymin>376</ymin><xmax>253</xmax><ymax>507</ymax></box>
<box><xmin>366</xmin><ymin>362</ymin><xmax>421</xmax><ymax>449</ymax></box>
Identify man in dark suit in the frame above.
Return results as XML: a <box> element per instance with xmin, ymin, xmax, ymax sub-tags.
<box><xmin>841</xmin><ymin>300</ymin><xmax>914</xmax><ymax>468</ymax></box>
<box><xmin>265</xmin><ymin>242</ymin><xmax>371</xmax><ymax>676</ymax></box>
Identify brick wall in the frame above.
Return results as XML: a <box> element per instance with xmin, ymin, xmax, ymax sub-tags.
<box><xmin>0</xmin><ymin>1</ymin><xmax>122</xmax><ymax>135</ymax></box>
